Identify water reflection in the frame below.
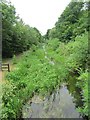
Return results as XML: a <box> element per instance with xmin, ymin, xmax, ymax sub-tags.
<box><xmin>22</xmin><ymin>84</ymin><xmax>83</xmax><ymax>118</ymax></box>
<box><xmin>66</xmin><ymin>76</ymin><xmax>83</xmax><ymax>108</ymax></box>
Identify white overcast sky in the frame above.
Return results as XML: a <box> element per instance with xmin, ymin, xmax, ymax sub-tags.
<box><xmin>9</xmin><ymin>0</ymin><xmax>71</xmax><ymax>35</ymax></box>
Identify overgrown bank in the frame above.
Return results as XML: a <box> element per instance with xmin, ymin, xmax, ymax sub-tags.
<box><xmin>1</xmin><ymin>32</ymin><xmax>88</xmax><ymax>119</ymax></box>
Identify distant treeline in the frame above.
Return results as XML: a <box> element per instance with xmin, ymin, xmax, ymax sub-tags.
<box><xmin>44</xmin><ymin>1</ymin><xmax>89</xmax><ymax>42</ymax></box>
<box><xmin>2</xmin><ymin>1</ymin><xmax>43</xmax><ymax>58</ymax></box>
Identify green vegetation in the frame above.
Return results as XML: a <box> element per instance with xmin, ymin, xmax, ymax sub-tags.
<box><xmin>2</xmin><ymin>48</ymin><xmax>59</xmax><ymax>119</ymax></box>
<box><xmin>2</xmin><ymin>1</ymin><xmax>42</xmax><ymax>58</ymax></box>
<box><xmin>45</xmin><ymin>32</ymin><xmax>89</xmax><ymax>117</ymax></box>
<box><xmin>44</xmin><ymin>1</ymin><xmax>89</xmax><ymax>42</ymax></box>
<box><xmin>77</xmin><ymin>71</ymin><xmax>88</xmax><ymax>116</ymax></box>
<box><xmin>12</xmin><ymin>55</ymin><xmax>17</xmax><ymax>64</ymax></box>
<box><xmin>2</xmin><ymin>32</ymin><xmax>88</xmax><ymax>119</ymax></box>
<box><xmin>1</xmin><ymin>0</ymin><xmax>89</xmax><ymax>119</ymax></box>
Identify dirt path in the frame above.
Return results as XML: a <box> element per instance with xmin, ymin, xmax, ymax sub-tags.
<box><xmin>3</xmin><ymin>53</ymin><xmax>23</xmax><ymax>70</ymax></box>
<box><xmin>1</xmin><ymin>53</ymin><xmax>23</xmax><ymax>83</ymax></box>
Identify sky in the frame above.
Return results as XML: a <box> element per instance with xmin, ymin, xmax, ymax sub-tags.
<box><xmin>9</xmin><ymin>0</ymin><xmax>71</xmax><ymax>35</ymax></box>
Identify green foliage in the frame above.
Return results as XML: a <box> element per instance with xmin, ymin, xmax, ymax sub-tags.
<box><xmin>2</xmin><ymin>1</ymin><xmax>42</xmax><ymax>58</ymax></box>
<box><xmin>2</xmin><ymin>31</ymin><xmax>88</xmax><ymax>119</ymax></box>
<box><xmin>77</xmin><ymin>71</ymin><xmax>88</xmax><ymax>116</ymax></box>
<box><xmin>2</xmin><ymin>48</ymin><xmax>59</xmax><ymax>118</ymax></box>
<box><xmin>44</xmin><ymin>32</ymin><xmax>88</xmax><ymax>117</ymax></box>
<box><xmin>46</xmin><ymin>32</ymin><xmax>88</xmax><ymax>73</ymax></box>
<box><xmin>45</xmin><ymin>1</ymin><xmax>88</xmax><ymax>43</ymax></box>
<box><xmin>12</xmin><ymin>55</ymin><xmax>17</xmax><ymax>64</ymax></box>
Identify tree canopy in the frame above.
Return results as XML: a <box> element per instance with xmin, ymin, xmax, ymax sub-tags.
<box><xmin>45</xmin><ymin>1</ymin><xmax>89</xmax><ymax>42</ymax></box>
<box><xmin>2</xmin><ymin>1</ymin><xmax>42</xmax><ymax>58</ymax></box>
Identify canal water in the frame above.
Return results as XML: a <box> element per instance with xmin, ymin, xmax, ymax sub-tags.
<box><xmin>22</xmin><ymin>45</ymin><xmax>84</xmax><ymax>118</ymax></box>
<box><xmin>22</xmin><ymin>81</ymin><xmax>83</xmax><ymax>118</ymax></box>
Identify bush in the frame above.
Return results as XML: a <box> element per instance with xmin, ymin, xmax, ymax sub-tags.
<box><xmin>77</xmin><ymin>71</ymin><xmax>88</xmax><ymax>117</ymax></box>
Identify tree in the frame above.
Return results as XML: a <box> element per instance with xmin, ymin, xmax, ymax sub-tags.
<box><xmin>2</xmin><ymin>1</ymin><xmax>42</xmax><ymax>58</ymax></box>
<box><xmin>2</xmin><ymin>1</ymin><xmax>17</xmax><ymax>57</ymax></box>
<box><xmin>47</xmin><ymin>1</ymin><xmax>87</xmax><ymax>42</ymax></box>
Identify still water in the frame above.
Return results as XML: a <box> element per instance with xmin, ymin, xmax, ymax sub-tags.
<box><xmin>22</xmin><ymin>82</ymin><xmax>83</xmax><ymax>118</ymax></box>
<box><xmin>22</xmin><ymin>45</ymin><xmax>83</xmax><ymax>118</ymax></box>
